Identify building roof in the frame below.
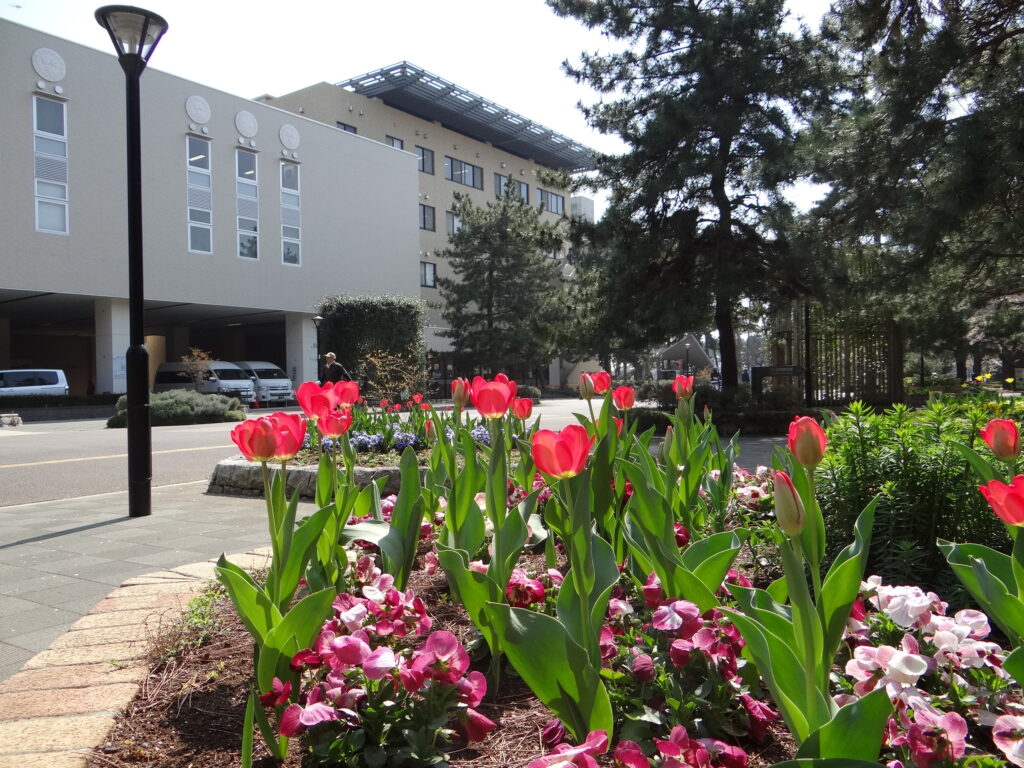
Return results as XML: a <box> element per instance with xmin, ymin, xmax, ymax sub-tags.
<box><xmin>336</xmin><ymin>62</ymin><xmax>597</xmax><ymax>173</ymax></box>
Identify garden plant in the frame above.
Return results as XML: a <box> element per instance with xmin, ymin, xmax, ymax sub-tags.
<box><xmin>214</xmin><ymin>374</ymin><xmax>1024</xmax><ymax>768</ymax></box>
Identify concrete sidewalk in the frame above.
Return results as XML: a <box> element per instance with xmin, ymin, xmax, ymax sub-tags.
<box><xmin>0</xmin><ymin>434</ymin><xmax>783</xmax><ymax>684</ymax></box>
<box><xmin>0</xmin><ymin>482</ymin><xmax>298</xmax><ymax>683</ymax></box>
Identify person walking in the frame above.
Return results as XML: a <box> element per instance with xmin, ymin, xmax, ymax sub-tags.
<box><xmin>320</xmin><ymin>352</ymin><xmax>345</xmax><ymax>385</ymax></box>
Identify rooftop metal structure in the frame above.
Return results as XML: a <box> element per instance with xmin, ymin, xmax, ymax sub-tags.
<box><xmin>337</xmin><ymin>62</ymin><xmax>597</xmax><ymax>173</ymax></box>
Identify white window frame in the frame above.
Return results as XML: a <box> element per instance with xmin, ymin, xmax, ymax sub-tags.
<box><xmin>386</xmin><ymin>135</ymin><xmax>404</xmax><ymax>150</ymax></box>
<box><xmin>416</xmin><ymin>145</ymin><xmax>434</xmax><ymax>174</ymax></box>
<box><xmin>419</xmin><ymin>203</ymin><xmax>436</xmax><ymax>231</ymax></box>
<box><xmin>186</xmin><ymin>136</ymin><xmax>212</xmax><ymax>253</ymax></box>
<box><xmin>537</xmin><ymin>187</ymin><xmax>565</xmax><ymax>215</ymax></box>
<box><xmin>33</xmin><ymin>96</ymin><xmax>68</xmax><ymax>235</ymax></box>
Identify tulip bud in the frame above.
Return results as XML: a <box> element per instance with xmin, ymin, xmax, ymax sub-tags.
<box><xmin>632</xmin><ymin>653</ymin><xmax>656</xmax><ymax>682</ymax></box>
<box><xmin>773</xmin><ymin>470</ymin><xmax>805</xmax><ymax>537</ymax></box>
<box><xmin>451</xmin><ymin>377</ymin><xmax>471</xmax><ymax>408</ymax></box>
<box><xmin>787</xmin><ymin>416</ymin><xmax>827</xmax><ymax>467</ymax></box>
<box><xmin>579</xmin><ymin>373</ymin><xmax>596</xmax><ymax>400</ymax></box>
<box><xmin>980</xmin><ymin>419</ymin><xmax>1021</xmax><ymax>461</ymax></box>
<box><xmin>672</xmin><ymin>375</ymin><xmax>695</xmax><ymax>400</ymax></box>
<box><xmin>660</xmin><ymin>425</ymin><xmax>674</xmax><ymax>464</ymax></box>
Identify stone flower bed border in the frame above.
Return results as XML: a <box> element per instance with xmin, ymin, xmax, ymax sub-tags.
<box><xmin>207</xmin><ymin>457</ymin><xmax>407</xmax><ymax>498</ymax></box>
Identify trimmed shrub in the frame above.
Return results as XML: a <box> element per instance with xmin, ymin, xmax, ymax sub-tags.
<box><xmin>816</xmin><ymin>400</ymin><xmax>1009</xmax><ymax>604</ymax></box>
<box><xmin>106</xmin><ymin>390</ymin><xmax>244</xmax><ymax>427</ymax></box>
<box><xmin>518</xmin><ymin>385</ymin><xmax>542</xmax><ymax>400</ymax></box>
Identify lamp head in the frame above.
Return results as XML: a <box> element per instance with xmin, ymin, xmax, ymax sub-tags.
<box><xmin>95</xmin><ymin>5</ymin><xmax>168</xmax><ymax>76</ymax></box>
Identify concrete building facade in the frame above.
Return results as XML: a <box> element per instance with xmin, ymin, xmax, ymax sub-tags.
<box><xmin>1</xmin><ymin>20</ymin><xmax>418</xmax><ymax>395</ymax></box>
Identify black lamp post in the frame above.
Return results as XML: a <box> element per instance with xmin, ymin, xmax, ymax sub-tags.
<box><xmin>684</xmin><ymin>341</ymin><xmax>692</xmax><ymax>374</ymax></box>
<box><xmin>95</xmin><ymin>5</ymin><xmax>168</xmax><ymax>518</ymax></box>
<box><xmin>312</xmin><ymin>315</ymin><xmax>323</xmax><ymax>383</ymax></box>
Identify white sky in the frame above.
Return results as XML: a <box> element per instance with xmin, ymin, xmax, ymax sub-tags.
<box><xmin>3</xmin><ymin>0</ymin><xmax>832</xmax><ymax>209</ymax></box>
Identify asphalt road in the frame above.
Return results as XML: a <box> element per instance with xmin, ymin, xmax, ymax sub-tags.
<box><xmin>0</xmin><ymin>399</ymin><xmax>782</xmax><ymax>507</ymax></box>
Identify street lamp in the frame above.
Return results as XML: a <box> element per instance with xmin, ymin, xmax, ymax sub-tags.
<box><xmin>685</xmin><ymin>341</ymin><xmax>692</xmax><ymax>374</ymax></box>
<box><xmin>312</xmin><ymin>315</ymin><xmax>323</xmax><ymax>383</ymax></box>
<box><xmin>95</xmin><ymin>5</ymin><xmax>168</xmax><ymax>518</ymax></box>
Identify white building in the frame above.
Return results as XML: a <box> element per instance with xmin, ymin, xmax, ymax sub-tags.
<box><xmin>0</xmin><ymin>21</ymin><xmax>594</xmax><ymax>395</ymax></box>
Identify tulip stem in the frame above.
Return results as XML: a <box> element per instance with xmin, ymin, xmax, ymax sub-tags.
<box><xmin>781</xmin><ymin>536</ymin><xmax>826</xmax><ymax>732</ymax></box>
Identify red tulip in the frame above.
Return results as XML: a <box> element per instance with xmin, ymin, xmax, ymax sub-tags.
<box><xmin>672</xmin><ymin>375</ymin><xmax>695</xmax><ymax>400</ymax></box>
<box><xmin>612</xmin><ymin>385</ymin><xmax>635</xmax><ymax>410</ymax></box>
<box><xmin>231</xmin><ymin>417</ymin><xmax>279</xmax><ymax>462</ymax></box>
<box><xmin>296</xmin><ymin>381</ymin><xmax>337</xmax><ymax>418</ymax></box>
<box><xmin>580</xmin><ymin>373</ymin><xmax>596</xmax><ymax>400</ymax></box>
<box><xmin>773</xmin><ymin>470</ymin><xmax>806</xmax><ymax>537</ymax></box>
<box><xmin>980</xmin><ymin>419</ymin><xmax>1021</xmax><ymax>461</ymax></box>
<box><xmin>319</xmin><ymin>408</ymin><xmax>353</xmax><ymax>439</ymax></box>
<box><xmin>494</xmin><ymin>372</ymin><xmax>518</xmax><ymax>399</ymax></box>
<box><xmin>788</xmin><ymin>416</ymin><xmax>827</xmax><ymax>467</ymax></box>
<box><xmin>532</xmin><ymin>425</ymin><xmax>595</xmax><ymax>479</ymax></box>
<box><xmin>231</xmin><ymin>412</ymin><xmax>306</xmax><ymax>462</ymax></box>
<box><xmin>425</xmin><ymin>419</ymin><xmax>435</xmax><ymax>441</ymax></box>
<box><xmin>979</xmin><ymin>476</ymin><xmax>1024</xmax><ymax>526</ymax></box>
<box><xmin>471</xmin><ymin>375</ymin><xmax>515</xmax><ymax>419</ymax></box>
<box><xmin>512</xmin><ymin>397</ymin><xmax>533</xmax><ymax>420</ymax></box>
<box><xmin>332</xmin><ymin>380</ymin><xmax>360</xmax><ymax>407</ymax></box>
<box><xmin>591</xmin><ymin>371</ymin><xmax>611</xmax><ymax>395</ymax></box>
<box><xmin>451</xmin><ymin>378</ymin><xmax>471</xmax><ymax>408</ymax></box>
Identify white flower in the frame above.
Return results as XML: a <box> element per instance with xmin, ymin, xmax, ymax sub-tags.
<box><xmin>887</xmin><ymin>650</ymin><xmax>928</xmax><ymax>685</ymax></box>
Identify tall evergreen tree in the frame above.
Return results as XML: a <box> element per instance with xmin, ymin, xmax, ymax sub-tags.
<box><xmin>549</xmin><ymin>0</ymin><xmax>824</xmax><ymax>388</ymax></box>
<box><xmin>438</xmin><ymin>186</ymin><xmax>567</xmax><ymax>377</ymax></box>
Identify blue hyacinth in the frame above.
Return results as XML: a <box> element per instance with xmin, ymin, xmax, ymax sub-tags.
<box><xmin>470</xmin><ymin>424</ymin><xmax>490</xmax><ymax>446</ymax></box>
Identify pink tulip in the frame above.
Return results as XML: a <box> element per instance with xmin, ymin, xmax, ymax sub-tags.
<box><xmin>787</xmin><ymin>415</ymin><xmax>827</xmax><ymax>466</ymax></box>
<box><xmin>532</xmin><ymin>425</ymin><xmax>594</xmax><ymax>479</ymax></box>
<box><xmin>980</xmin><ymin>418</ymin><xmax>1021</xmax><ymax>460</ymax></box>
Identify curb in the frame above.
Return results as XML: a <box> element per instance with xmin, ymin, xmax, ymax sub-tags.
<box><xmin>0</xmin><ymin>548</ymin><xmax>272</xmax><ymax>767</ymax></box>
<box><xmin>207</xmin><ymin>457</ymin><xmax>409</xmax><ymax>499</ymax></box>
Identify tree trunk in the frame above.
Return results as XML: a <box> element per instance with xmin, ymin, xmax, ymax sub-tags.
<box><xmin>955</xmin><ymin>354</ymin><xmax>967</xmax><ymax>380</ymax></box>
<box><xmin>715</xmin><ymin>292</ymin><xmax>738</xmax><ymax>389</ymax></box>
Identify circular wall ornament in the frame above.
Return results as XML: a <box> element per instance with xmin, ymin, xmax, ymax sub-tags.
<box><xmin>235</xmin><ymin>110</ymin><xmax>258</xmax><ymax>138</ymax></box>
<box><xmin>279</xmin><ymin>123</ymin><xmax>300</xmax><ymax>150</ymax></box>
<box><xmin>31</xmin><ymin>48</ymin><xmax>66</xmax><ymax>82</ymax></box>
<box><xmin>185</xmin><ymin>94</ymin><xmax>211</xmax><ymax>124</ymax></box>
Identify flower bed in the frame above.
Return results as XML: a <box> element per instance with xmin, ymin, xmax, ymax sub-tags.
<box><xmin>184</xmin><ymin>374</ymin><xmax>1024</xmax><ymax>767</ymax></box>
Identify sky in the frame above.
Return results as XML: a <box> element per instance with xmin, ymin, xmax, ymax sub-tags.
<box><xmin>2</xmin><ymin>0</ymin><xmax>832</xmax><ymax>208</ymax></box>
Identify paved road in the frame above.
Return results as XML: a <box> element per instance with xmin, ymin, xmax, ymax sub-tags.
<box><xmin>0</xmin><ymin>399</ymin><xmax>784</xmax><ymax>507</ymax></box>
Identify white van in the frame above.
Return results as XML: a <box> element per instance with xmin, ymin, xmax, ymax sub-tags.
<box><xmin>0</xmin><ymin>369</ymin><xmax>69</xmax><ymax>396</ymax></box>
<box><xmin>234</xmin><ymin>361</ymin><xmax>295</xmax><ymax>406</ymax></box>
<box><xmin>153</xmin><ymin>361</ymin><xmax>255</xmax><ymax>403</ymax></box>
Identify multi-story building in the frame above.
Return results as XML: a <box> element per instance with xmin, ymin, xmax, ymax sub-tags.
<box><xmin>1</xmin><ymin>19</ymin><xmax>594</xmax><ymax>395</ymax></box>
<box><xmin>260</xmin><ymin>62</ymin><xmax>596</xmax><ymax>377</ymax></box>
<box><xmin>1</xmin><ymin>19</ymin><xmax>418</xmax><ymax>394</ymax></box>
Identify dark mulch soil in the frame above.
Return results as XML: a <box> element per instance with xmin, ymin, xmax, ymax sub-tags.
<box><xmin>90</xmin><ymin>564</ymin><xmax>793</xmax><ymax>768</ymax></box>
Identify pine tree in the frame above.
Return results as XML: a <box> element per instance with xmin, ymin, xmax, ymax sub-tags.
<box><xmin>438</xmin><ymin>186</ymin><xmax>567</xmax><ymax>377</ymax></box>
<box><xmin>549</xmin><ymin>0</ymin><xmax>824</xmax><ymax>388</ymax></box>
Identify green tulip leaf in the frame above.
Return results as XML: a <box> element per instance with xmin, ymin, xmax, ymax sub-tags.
<box><xmin>378</xmin><ymin>447</ymin><xmax>425</xmax><ymax>590</ymax></box>
<box><xmin>796</xmin><ymin>687</ymin><xmax>892</xmax><ymax>761</ymax></box>
<box><xmin>276</xmin><ymin>503</ymin><xmax>334</xmax><ymax>610</ymax></box>
<box><xmin>216</xmin><ymin>556</ymin><xmax>281</xmax><ymax>644</ymax></box>
<box><xmin>257</xmin><ymin>586</ymin><xmax>336</xmax><ymax>692</ymax></box>
<box><xmin>820</xmin><ymin>498</ymin><xmax>877</xmax><ymax>665</ymax></box>
<box><xmin>1004</xmin><ymin>646</ymin><xmax>1024</xmax><ymax>685</ymax></box>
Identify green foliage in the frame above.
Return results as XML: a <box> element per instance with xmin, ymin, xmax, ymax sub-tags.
<box><xmin>151</xmin><ymin>582</ymin><xmax>224</xmax><ymax>665</ymax></box>
<box><xmin>317</xmin><ymin>295</ymin><xmax>426</xmax><ymax>390</ymax></box>
<box><xmin>816</xmin><ymin>401</ymin><xmax>1011</xmax><ymax>600</ymax></box>
<box><xmin>517</xmin><ymin>384</ymin><xmax>542</xmax><ymax>400</ymax></box>
<box><xmin>106</xmin><ymin>390</ymin><xmax>244</xmax><ymax>427</ymax></box>
<box><xmin>438</xmin><ymin>185</ymin><xmax>567</xmax><ymax>376</ymax></box>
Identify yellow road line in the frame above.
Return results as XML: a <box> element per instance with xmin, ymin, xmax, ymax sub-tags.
<box><xmin>0</xmin><ymin>445</ymin><xmax>231</xmax><ymax>469</ymax></box>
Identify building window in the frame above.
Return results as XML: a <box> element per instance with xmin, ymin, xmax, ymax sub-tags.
<box><xmin>33</xmin><ymin>96</ymin><xmax>68</xmax><ymax>234</ymax></box>
<box><xmin>446</xmin><ymin>210</ymin><xmax>462</xmax><ymax>235</ymax></box>
<box><xmin>419</xmin><ymin>203</ymin><xmax>436</xmax><ymax>231</ymax></box>
<box><xmin>444</xmin><ymin>156</ymin><xmax>483</xmax><ymax>190</ymax></box>
<box><xmin>416</xmin><ymin>145</ymin><xmax>434</xmax><ymax>174</ymax></box>
<box><xmin>336</xmin><ymin>121</ymin><xmax>357</xmax><ymax>134</ymax></box>
<box><xmin>281</xmin><ymin>162</ymin><xmax>300</xmax><ymax>266</ymax></box>
<box><xmin>186</xmin><ymin>136</ymin><xmax>212</xmax><ymax>253</ymax></box>
<box><xmin>236</xmin><ymin>149</ymin><xmax>259</xmax><ymax>259</ymax></box>
<box><xmin>420</xmin><ymin>261</ymin><xmax>436</xmax><ymax>288</ymax></box>
<box><xmin>386</xmin><ymin>135</ymin><xmax>404</xmax><ymax>149</ymax></box>
<box><xmin>536</xmin><ymin>188</ymin><xmax>565</xmax><ymax>215</ymax></box>
<box><xmin>494</xmin><ymin>173</ymin><xmax>528</xmax><ymax>200</ymax></box>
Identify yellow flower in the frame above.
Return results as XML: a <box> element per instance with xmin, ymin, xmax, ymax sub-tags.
<box><xmin>975</xmin><ymin>375</ymin><xmax>984</xmax><ymax>382</ymax></box>
<box><xmin>962</xmin><ymin>382</ymin><xmax>969</xmax><ymax>389</ymax></box>
<box><xmin>984</xmin><ymin>373</ymin><xmax>993</xmax><ymax>380</ymax></box>
<box><xmin>1007</xmin><ymin>378</ymin><xmax>1015</xmax><ymax>384</ymax></box>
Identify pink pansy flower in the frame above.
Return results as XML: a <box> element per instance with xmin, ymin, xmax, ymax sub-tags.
<box><xmin>329</xmin><ymin>634</ymin><xmax>372</xmax><ymax>666</ymax></box>
<box><xmin>599</xmin><ymin>625</ymin><xmax>619</xmax><ymax>660</ymax></box>
<box><xmin>457</xmin><ymin>707</ymin><xmax>497</xmax><ymax>742</ymax></box>
<box><xmin>612</xmin><ymin>740</ymin><xmax>650</xmax><ymax>768</ymax></box>
<box><xmin>506</xmin><ymin>567</ymin><xmax>546</xmax><ymax>607</ymax></box>
<box><xmin>908</xmin><ymin>709</ymin><xmax>967</xmax><ymax>768</ymax></box>
<box><xmin>642</xmin><ymin>572</ymin><xmax>666</xmax><ymax>608</ymax></box>
<box><xmin>669</xmin><ymin>638</ymin><xmax>693</xmax><ymax>668</ymax></box>
<box><xmin>410</xmin><ymin>630</ymin><xmax>469</xmax><ymax>684</ymax></box>
<box><xmin>423</xmin><ymin>548</ymin><xmax>440</xmax><ymax>575</ymax></box>
<box><xmin>547</xmin><ymin>568</ymin><xmax>564</xmax><ymax>586</ymax></box>
<box><xmin>331</xmin><ymin>593</ymin><xmax>369</xmax><ymax>632</ymax></box>
<box><xmin>528</xmin><ymin>730</ymin><xmax>608</xmax><ymax>768</ymax></box>
<box><xmin>632</xmin><ymin>653</ymin><xmax>656</xmax><ymax>682</ymax></box>
<box><xmin>739</xmin><ymin>694</ymin><xmax>777</xmax><ymax>742</ymax></box>
<box><xmin>698</xmin><ymin>738</ymin><xmax>747</xmax><ymax>768</ymax></box>
<box><xmin>354</xmin><ymin>555</ymin><xmax>381</xmax><ymax>584</ymax></box>
<box><xmin>456</xmin><ymin>669</ymin><xmax>487</xmax><ymax>708</ymax></box>
<box><xmin>541</xmin><ymin>718</ymin><xmax>567</xmax><ymax>748</ymax></box>
<box><xmin>651</xmin><ymin>599</ymin><xmax>702</xmax><ymax>635</ymax></box>
<box><xmin>607</xmin><ymin>597</ymin><xmax>634</xmax><ymax>620</ymax></box>
<box><xmin>468</xmin><ymin>559</ymin><xmax>489</xmax><ymax>574</ymax></box>
<box><xmin>279</xmin><ymin>685</ymin><xmax>338</xmax><ymax>737</ymax></box>
<box><xmin>362</xmin><ymin>646</ymin><xmax>397</xmax><ymax>680</ymax></box>
<box><xmin>259</xmin><ymin>677</ymin><xmax>291</xmax><ymax>707</ymax></box>
<box><xmin>655</xmin><ymin>725</ymin><xmax>711</xmax><ymax>768</ymax></box>
<box><xmin>993</xmin><ymin>714</ymin><xmax>1024</xmax><ymax>767</ymax></box>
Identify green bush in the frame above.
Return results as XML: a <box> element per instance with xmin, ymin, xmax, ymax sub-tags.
<box><xmin>106</xmin><ymin>390</ymin><xmax>244</xmax><ymax>427</ymax></box>
<box><xmin>630</xmin><ymin>407</ymin><xmax>670</xmax><ymax>435</ymax></box>
<box><xmin>518</xmin><ymin>384</ymin><xmax>542</xmax><ymax>400</ymax></box>
<box><xmin>816</xmin><ymin>400</ymin><xmax>1010</xmax><ymax>603</ymax></box>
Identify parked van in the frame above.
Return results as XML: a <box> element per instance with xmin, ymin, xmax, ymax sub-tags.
<box><xmin>153</xmin><ymin>361</ymin><xmax>255</xmax><ymax>403</ymax></box>
<box><xmin>0</xmin><ymin>369</ymin><xmax>69</xmax><ymax>396</ymax></box>
<box><xmin>234</xmin><ymin>361</ymin><xmax>295</xmax><ymax>406</ymax></box>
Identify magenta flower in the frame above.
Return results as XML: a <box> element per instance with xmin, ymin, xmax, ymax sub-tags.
<box><xmin>279</xmin><ymin>686</ymin><xmax>338</xmax><ymax>737</ymax></box>
<box><xmin>697</xmin><ymin>738</ymin><xmax>747</xmax><ymax>768</ymax></box>
<box><xmin>642</xmin><ymin>572</ymin><xmax>665</xmax><ymax>608</ymax></box>
<box><xmin>668</xmin><ymin>638</ymin><xmax>693</xmax><ymax>668</ymax></box>
<box><xmin>651</xmin><ymin>599</ymin><xmax>702</xmax><ymax>636</ymax></box>
<box><xmin>654</xmin><ymin>726</ymin><xmax>710</xmax><ymax>768</ymax></box>
<box><xmin>506</xmin><ymin>568</ymin><xmax>546</xmax><ymax>607</ymax></box>
<box><xmin>455</xmin><ymin>670</ymin><xmax>487</xmax><ymax>708</ymax></box>
<box><xmin>612</xmin><ymin>740</ymin><xmax>650</xmax><ymax>768</ymax></box>
<box><xmin>993</xmin><ymin>714</ymin><xmax>1024</xmax><ymax>766</ymax></box>
<box><xmin>541</xmin><ymin>718</ymin><xmax>567</xmax><ymax>748</ymax></box>
<box><xmin>631</xmin><ymin>653</ymin><xmax>656</xmax><ymax>682</ymax></box>
<box><xmin>362</xmin><ymin>646</ymin><xmax>397</xmax><ymax>680</ymax></box>
<box><xmin>908</xmin><ymin>709</ymin><xmax>967</xmax><ymax>768</ymax></box>
<box><xmin>528</xmin><ymin>730</ymin><xmax>608</xmax><ymax>768</ymax></box>
<box><xmin>410</xmin><ymin>630</ymin><xmax>469</xmax><ymax>684</ymax></box>
<box><xmin>739</xmin><ymin>694</ymin><xmax>777</xmax><ymax>742</ymax></box>
<box><xmin>457</xmin><ymin>707</ymin><xmax>497</xmax><ymax>742</ymax></box>
<box><xmin>258</xmin><ymin>677</ymin><xmax>291</xmax><ymax>707</ymax></box>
